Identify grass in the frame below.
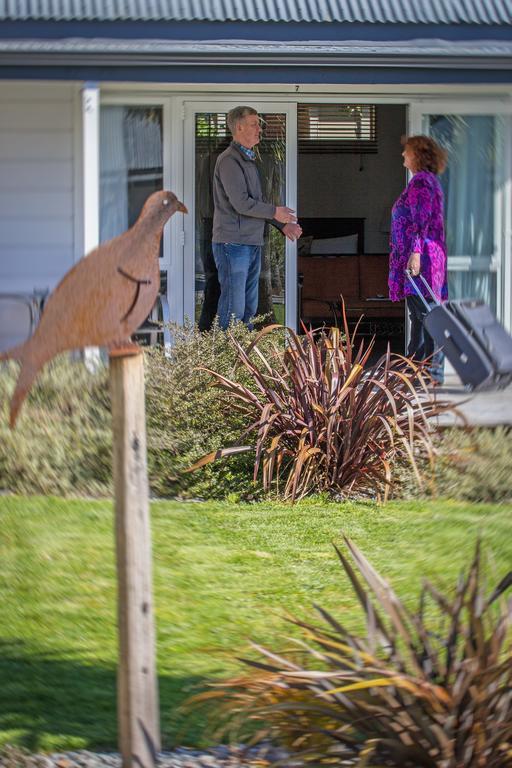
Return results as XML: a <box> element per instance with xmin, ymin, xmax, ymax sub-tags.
<box><xmin>0</xmin><ymin>494</ymin><xmax>511</xmax><ymax>752</ymax></box>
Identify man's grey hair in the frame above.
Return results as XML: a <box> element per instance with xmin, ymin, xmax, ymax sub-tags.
<box><xmin>226</xmin><ymin>106</ymin><xmax>258</xmax><ymax>136</ymax></box>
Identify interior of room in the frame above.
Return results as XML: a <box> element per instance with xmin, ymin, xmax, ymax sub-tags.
<box><xmin>297</xmin><ymin>103</ymin><xmax>407</xmax><ymax>355</ymax></box>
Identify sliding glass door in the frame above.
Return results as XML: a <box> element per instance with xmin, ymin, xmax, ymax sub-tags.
<box><xmin>183</xmin><ymin>101</ymin><xmax>297</xmax><ymax>328</ymax></box>
<box><xmin>410</xmin><ymin>101</ymin><xmax>512</xmax><ymax>327</ymax></box>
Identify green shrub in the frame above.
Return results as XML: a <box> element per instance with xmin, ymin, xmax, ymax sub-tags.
<box><xmin>144</xmin><ymin>320</ymin><xmax>272</xmax><ymax>500</ymax></box>
<box><xmin>207</xmin><ymin>538</ymin><xmax>512</xmax><ymax>767</ymax></box>
<box><xmin>0</xmin><ymin>358</ymin><xmax>112</xmax><ymax>497</ymax></box>
<box><xmin>434</xmin><ymin>426</ymin><xmax>512</xmax><ymax>503</ymax></box>
<box><xmin>0</xmin><ymin>322</ymin><xmax>267</xmax><ymax>499</ymax></box>
<box><xmin>2</xmin><ymin>322</ymin><xmax>508</xmax><ymax>505</ymax></box>
<box><xmin>395</xmin><ymin>426</ymin><xmax>512</xmax><ymax>504</ymax></box>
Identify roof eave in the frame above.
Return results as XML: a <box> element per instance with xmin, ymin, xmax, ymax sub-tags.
<box><xmin>1</xmin><ymin>51</ymin><xmax>511</xmax><ymax>69</ymax></box>
<box><xmin>1</xmin><ymin>38</ymin><xmax>511</xmax><ymax>69</ymax></box>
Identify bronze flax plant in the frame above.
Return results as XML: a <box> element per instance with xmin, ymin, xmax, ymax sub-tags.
<box><xmin>197</xmin><ymin>538</ymin><xmax>512</xmax><ymax>767</ymax></box>
<box><xmin>188</xmin><ymin>311</ymin><xmax>454</xmax><ymax>501</ymax></box>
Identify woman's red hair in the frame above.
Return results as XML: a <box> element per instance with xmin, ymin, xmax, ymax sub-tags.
<box><xmin>404</xmin><ymin>135</ymin><xmax>448</xmax><ymax>174</ymax></box>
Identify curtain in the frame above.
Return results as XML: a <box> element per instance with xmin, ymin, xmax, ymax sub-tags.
<box><xmin>99</xmin><ymin>106</ymin><xmax>163</xmax><ymax>243</ymax></box>
<box><xmin>448</xmin><ymin>271</ymin><xmax>497</xmax><ymax>313</ymax></box>
<box><xmin>429</xmin><ymin>115</ymin><xmax>496</xmax><ymax>308</ymax></box>
<box><xmin>99</xmin><ymin>106</ymin><xmax>129</xmax><ymax>242</ymax></box>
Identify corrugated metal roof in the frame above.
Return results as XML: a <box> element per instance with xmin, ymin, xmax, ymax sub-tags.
<box><xmin>0</xmin><ymin>0</ymin><xmax>511</xmax><ymax>25</ymax></box>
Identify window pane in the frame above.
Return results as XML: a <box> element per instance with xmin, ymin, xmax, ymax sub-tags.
<box><xmin>194</xmin><ymin>112</ymin><xmax>286</xmax><ymax>327</ymax></box>
<box><xmin>99</xmin><ymin>106</ymin><xmax>163</xmax><ymax>242</ymax></box>
<box><xmin>298</xmin><ymin>104</ymin><xmax>377</xmax><ymax>153</ymax></box>
<box><xmin>429</xmin><ymin>114</ymin><xmax>495</xmax><ymax>259</ymax></box>
<box><xmin>428</xmin><ymin>114</ymin><xmax>502</xmax><ymax>312</ymax></box>
<box><xmin>448</xmin><ymin>270</ymin><xmax>497</xmax><ymax>314</ymax></box>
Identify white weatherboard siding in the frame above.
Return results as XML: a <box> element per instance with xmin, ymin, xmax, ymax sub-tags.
<box><xmin>0</xmin><ymin>82</ymin><xmax>77</xmax><ymax>293</ymax></box>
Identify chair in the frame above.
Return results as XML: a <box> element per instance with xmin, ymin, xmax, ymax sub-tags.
<box><xmin>134</xmin><ymin>271</ymin><xmax>172</xmax><ymax>351</ymax></box>
<box><xmin>0</xmin><ymin>289</ymin><xmax>48</xmax><ymax>353</ymax></box>
<box><xmin>0</xmin><ymin>284</ymin><xmax>172</xmax><ymax>356</ymax></box>
<box><xmin>136</xmin><ymin>293</ymin><xmax>172</xmax><ymax>351</ymax></box>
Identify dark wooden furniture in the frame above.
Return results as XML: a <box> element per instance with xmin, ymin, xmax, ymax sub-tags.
<box><xmin>297</xmin><ymin>217</ymin><xmax>404</xmax><ymax>339</ymax></box>
<box><xmin>300</xmin><ymin>217</ymin><xmax>366</xmax><ymax>253</ymax></box>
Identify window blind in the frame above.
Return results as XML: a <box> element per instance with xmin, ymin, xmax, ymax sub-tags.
<box><xmin>298</xmin><ymin>104</ymin><xmax>377</xmax><ymax>154</ymax></box>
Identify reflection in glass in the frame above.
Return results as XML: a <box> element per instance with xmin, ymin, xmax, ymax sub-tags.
<box><xmin>194</xmin><ymin>112</ymin><xmax>286</xmax><ymax>328</ymax></box>
<box><xmin>429</xmin><ymin>114</ymin><xmax>500</xmax><ymax>311</ymax></box>
<box><xmin>99</xmin><ymin>106</ymin><xmax>163</xmax><ymax>242</ymax></box>
<box><xmin>448</xmin><ymin>271</ymin><xmax>497</xmax><ymax>314</ymax></box>
<box><xmin>99</xmin><ymin>106</ymin><xmax>165</xmax><ymax>346</ymax></box>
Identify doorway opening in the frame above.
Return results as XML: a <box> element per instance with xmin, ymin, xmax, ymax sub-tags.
<box><xmin>297</xmin><ymin>103</ymin><xmax>407</xmax><ymax>358</ymax></box>
<box><xmin>192</xmin><ymin>109</ymin><xmax>288</xmax><ymax>330</ymax></box>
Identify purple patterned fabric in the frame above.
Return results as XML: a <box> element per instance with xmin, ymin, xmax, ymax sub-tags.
<box><xmin>388</xmin><ymin>170</ymin><xmax>448</xmax><ymax>302</ymax></box>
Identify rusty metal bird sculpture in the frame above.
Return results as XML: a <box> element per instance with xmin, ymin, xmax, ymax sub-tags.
<box><xmin>1</xmin><ymin>189</ymin><xmax>187</xmax><ymax>427</ymax></box>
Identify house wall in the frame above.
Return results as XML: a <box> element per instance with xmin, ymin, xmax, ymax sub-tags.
<box><xmin>0</xmin><ymin>81</ymin><xmax>78</xmax><ymax>293</ymax></box>
<box><xmin>0</xmin><ymin>85</ymin><xmax>510</xmax><ymax>335</ymax></box>
<box><xmin>298</xmin><ymin>105</ymin><xmax>406</xmax><ymax>253</ymax></box>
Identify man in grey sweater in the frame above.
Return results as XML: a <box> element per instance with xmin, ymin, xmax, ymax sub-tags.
<box><xmin>212</xmin><ymin>105</ymin><xmax>302</xmax><ymax>329</ymax></box>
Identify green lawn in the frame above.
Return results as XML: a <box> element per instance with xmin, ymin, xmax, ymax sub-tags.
<box><xmin>0</xmin><ymin>495</ymin><xmax>510</xmax><ymax>752</ymax></box>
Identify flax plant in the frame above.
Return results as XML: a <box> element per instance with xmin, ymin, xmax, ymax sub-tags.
<box><xmin>190</xmin><ymin>314</ymin><xmax>452</xmax><ymax>501</ymax></box>
<box><xmin>201</xmin><ymin>538</ymin><xmax>512</xmax><ymax>767</ymax></box>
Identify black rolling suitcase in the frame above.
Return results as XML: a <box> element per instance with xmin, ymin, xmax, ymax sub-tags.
<box><xmin>405</xmin><ymin>271</ymin><xmax>512</xmax><ymax>390</ymax></box>
<box><xmin>448</xmin><ymin>300</ymin><xmax>512</xmax><ymax>386</ymax></box>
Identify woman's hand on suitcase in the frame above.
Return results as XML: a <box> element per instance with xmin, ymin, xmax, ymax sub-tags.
<box><xmin>407</xmin><ymin>252</ymin><xmax>421</xmax><ymax>276</ymax></box>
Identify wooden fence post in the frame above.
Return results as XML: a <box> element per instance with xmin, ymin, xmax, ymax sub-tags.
<box><xmin>110</xmin><ymin>350</ymin><xmax>160</xmax><ymax>768</ymax></box>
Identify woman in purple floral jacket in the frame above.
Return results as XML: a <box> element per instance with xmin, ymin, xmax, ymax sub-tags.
<box><xmin>389</xmin><ymin>135</ymin><xmax>448</xmax><ymax>384</ymax></box>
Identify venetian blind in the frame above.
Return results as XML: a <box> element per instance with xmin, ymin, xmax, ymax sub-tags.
<box><xmin>298</xmin><ymin>104</ymin><xmax>377</xmax><ymax>153</ymax></box>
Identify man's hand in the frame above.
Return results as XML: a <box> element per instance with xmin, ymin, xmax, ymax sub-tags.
<box><xmin>274</xmin><ymin>206</ymin><xmax>297</xmax><ymax>224</ymax></box>
<box><xmin>282</xmin><ymin>223</ymin><xmax>302</xmax><ymax>242</ymax></box>
<box><xmin>407</xmin><ymin>252</ymin><xmax>421</xmax><ymax>276</ymax></box>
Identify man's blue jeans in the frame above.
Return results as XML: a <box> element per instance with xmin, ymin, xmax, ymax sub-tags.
<box><xmin>212</xmin><ymin>242</ymin><xmax>262</xmax><ymax>330</ymax></box>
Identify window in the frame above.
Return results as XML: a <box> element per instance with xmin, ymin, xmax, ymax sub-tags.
<box><xmin>298</xmin><ymin>104</ymin><xmax>377</xmax><ymax>153</ymax></box>
<box><xmin>194</xmin><ymin>112</ymin><xmax>285</xmax><ymax>153</ymax></box>
<box><xmin>99</xmin><ymin>106</ymin><xmax>163</xmax><ymax>242</ymax></box>
<box><xmin>429</xmin><ymin>113</ymin><xmax>502</xmax><ymax>313</ymax></box>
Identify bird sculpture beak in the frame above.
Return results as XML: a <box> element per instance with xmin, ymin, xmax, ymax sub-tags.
<box><xmin>177</xmin><ymin>201</ymin><xmax>188</xmax><ymax>214</ymax></box>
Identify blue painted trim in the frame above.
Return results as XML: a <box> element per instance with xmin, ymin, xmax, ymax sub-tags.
<box><xmin>1</xmin><ymin>65</ymin><xmax>511</xmax><ymax>84</ymax></box>
<box><xmin>1</xmin><ymin>20</ymin><xmax>511</xmax><ymax>42</ymax></box>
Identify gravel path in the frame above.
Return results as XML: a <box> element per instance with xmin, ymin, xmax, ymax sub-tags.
<box><xmin>0</xmin><ymin>746</ymin><xmax>292</xmax><ymax>768</ymax></box>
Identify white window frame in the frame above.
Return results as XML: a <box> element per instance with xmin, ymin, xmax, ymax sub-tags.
<box><xmin>98</xmin><ymin>94</ymin><xmax>185</xmax><ymax>321</ymax></box>
<box><xmin>409</xmin><ymin>97</ymin><xmax>512</xmax><ymax>329</ymax></box>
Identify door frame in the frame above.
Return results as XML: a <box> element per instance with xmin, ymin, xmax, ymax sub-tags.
<box><xmin>94</xmin><ymin>90</ymin><xmax>512</xmax><ymax>333</ymax></box>
<box><xmin>182</xmin><ymin>99</ymin><xmax>297</xmax><ymax>327</ymax></box>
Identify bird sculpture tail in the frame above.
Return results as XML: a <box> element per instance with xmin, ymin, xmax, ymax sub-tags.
<box><xmin>8</xmin><ymin>360</ymin><xmax>40</xmax><ymax>428</ymax></box>
<box><xmin>0</xmin><ymin>341</ymin><xmax>39</xmax><ymax>428</ymax></box>
<box><xmin>0</xmin><ymin>342</ymin><xmax>26</xmax><ymax>363</ymax></box>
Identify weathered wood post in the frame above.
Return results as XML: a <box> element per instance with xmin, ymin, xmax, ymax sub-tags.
<box><xmin>110</xmin><ymin>349</ymin><xmax>160</xmax><ymax>768</ymax></box>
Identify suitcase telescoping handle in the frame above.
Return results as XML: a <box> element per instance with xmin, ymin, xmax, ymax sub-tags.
<box><xmin>404</xmin><ymin>269</ymin><xmax>440</xmax><ymax>311</ymax></box>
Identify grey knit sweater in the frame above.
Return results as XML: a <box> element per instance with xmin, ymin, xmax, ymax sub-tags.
<box><xmin>212</xmin><ymin>142</ymin><xmax>282</xmax><ymax>245</ymax></box>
